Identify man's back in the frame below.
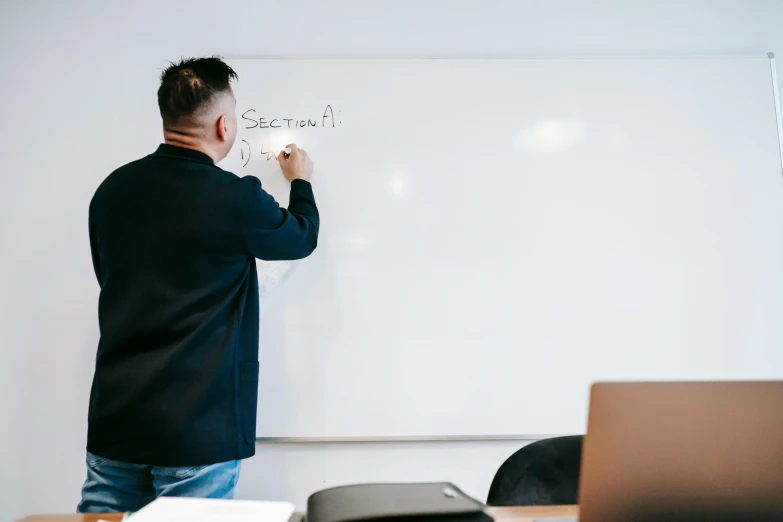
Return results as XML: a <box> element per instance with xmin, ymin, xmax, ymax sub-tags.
<box><xmin>87</xmin><ymin>144</ymin><xmax>318</xmax><ymax>466</ymax></box>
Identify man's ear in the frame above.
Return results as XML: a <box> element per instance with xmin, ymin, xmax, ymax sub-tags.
<box><xmin>217</xmin><ymin>114</ymin><xmax>228</xmax><ymax>142</ymax></box>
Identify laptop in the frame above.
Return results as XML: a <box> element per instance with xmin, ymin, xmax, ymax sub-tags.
<box><xmin>574</xmin><ymin>381</ymin><xmax>783</xmax><ymax>522</ymax></box>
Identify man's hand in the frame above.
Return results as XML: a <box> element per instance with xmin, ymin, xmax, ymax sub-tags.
<box><xmin>278</xmin><ymin>144</ymin><xmax>314</xmax><ymax>183</ymax></box>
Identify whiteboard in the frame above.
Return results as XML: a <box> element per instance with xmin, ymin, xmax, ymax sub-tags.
<box><xmin>218</xmin><ymin>57</ymin><xmax>783</xmax><ymax>439</ymax></box>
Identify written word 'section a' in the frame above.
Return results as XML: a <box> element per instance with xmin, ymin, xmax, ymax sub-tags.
<box><xmin>239</xmin><ymin>105</ymin><xmax>341</xmax><ymax>167</ymax></box>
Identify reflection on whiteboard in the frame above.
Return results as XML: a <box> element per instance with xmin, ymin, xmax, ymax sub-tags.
<box><xmin>257</xmin><ymin>260</ymin><xmax>293</xmax><ymax>294</ymax></box>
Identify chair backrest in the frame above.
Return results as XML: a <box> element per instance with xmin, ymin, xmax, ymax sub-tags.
<box><xmin>486</xmin><ymin>435</ymin><xmax>583</xmax><ymax>506</ymax></box>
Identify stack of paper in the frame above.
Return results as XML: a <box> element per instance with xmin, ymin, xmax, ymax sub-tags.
<box><xmin>127</xmin><ymin>497</ymin><xmax>296</xmax><ymax>522</ymax></box>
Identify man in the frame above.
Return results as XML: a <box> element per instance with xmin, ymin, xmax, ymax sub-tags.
<box><xmin>79</xmin><ymin>57</ymin><xmax>319</xmax><ymax>512</ymax></box>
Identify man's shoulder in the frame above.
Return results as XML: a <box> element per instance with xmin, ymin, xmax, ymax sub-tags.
<box><xmin>90</xmin><ymin>157</ymin><xmax>146</xmax><ymax>206</ymax></box>
<box><xmin>92</xmin><ymin>155</ymin><xmax>244</xmax><ymax>200</ymax></box>
<box><xmin>123</xmin><ymin>153</ymin><xmax>242</xmax><ymax>180</ymax></box>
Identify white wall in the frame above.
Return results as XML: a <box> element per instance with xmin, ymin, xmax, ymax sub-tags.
<box><xmin>2</xmin><ymin>1</ymin><xmax>783</xmax><ymax>520</ymax></box>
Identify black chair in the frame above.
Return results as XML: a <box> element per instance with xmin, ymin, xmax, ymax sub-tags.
<box><xmin>486</xmin><ymin>435</ymin><xmax>584</xmax><ymax>506</ymax></box>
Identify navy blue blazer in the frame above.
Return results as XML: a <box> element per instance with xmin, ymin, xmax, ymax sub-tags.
<box><xmin>86</xmin><ymin>144</ymin><xmax>319</xmax><ymax>466</ymax></box>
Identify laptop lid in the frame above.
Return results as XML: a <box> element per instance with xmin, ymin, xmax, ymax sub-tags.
<box><xmin>579</xmin><ymin>381</ymin><xmax>783</xmax><ymax>522</ymax></box>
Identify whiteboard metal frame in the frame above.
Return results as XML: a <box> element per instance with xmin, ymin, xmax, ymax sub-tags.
<box><xmin>224</xmin><ymin>53</ymin><xmax>768</xmax><ymax>60</ymax></box>
<box><xmin>244</xmin><ymin>51</ymin><xmax>783</xmax><ymax>444</ymax></box>
<box><xmin>256</xmin><ymin>434</ymin><xmax>565</xmax><ymax>443</ymax></box>
<box><xmin>768</xmin><ymin>53</ymin><xmax>783</xmax><ymax>176</ymax></box>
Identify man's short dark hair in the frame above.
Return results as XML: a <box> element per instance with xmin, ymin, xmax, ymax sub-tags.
<box><xmin>158</xmin><ymin>57</ymin><xmax>238</xmax><ymax>127</ymax></box>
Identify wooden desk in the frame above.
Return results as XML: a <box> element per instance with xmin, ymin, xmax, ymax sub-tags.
<box><xmin>18</xmin><ymin>506</ymin><xmax>579</xmax><ymax>522</ymax></box>
<box><xmin>488</xmin><ymin>506</ymin><xmax>579</xmax><ymax>521</ymax></box>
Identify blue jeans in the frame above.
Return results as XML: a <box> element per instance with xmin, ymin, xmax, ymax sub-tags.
<box><xmin>77</xmin><ymin>452</ymin><xmax>241</xmax><ymax>513</ymax></box>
